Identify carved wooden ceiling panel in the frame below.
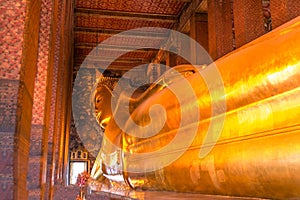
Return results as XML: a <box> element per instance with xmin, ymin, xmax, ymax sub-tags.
<box><xmin>76</xmin><ymin>15</ymin><xmax>174</xmax><ymax>30</ymax></box>
<box><xmin>75</xmin><ymin>48</ymin><xmax>156</xmax><ymax>59</ymax></box>
<box><xmin>76</xmin><ymin>0</ymin><xmax>186</xmax><ymax>15</ymax></box>
<box><xmin>75</xmin><ymin>32</ymin><xmax>110</xmax><ymax>44</ymax></box>
<box><xmin>73</xmin><ymin>0</ymin><xmax>194</xmax><ymax>74</ymax></box>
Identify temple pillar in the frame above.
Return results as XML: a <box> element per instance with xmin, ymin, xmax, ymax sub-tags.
<box><xmin>0</xmin><ymin>0</ymin><xmax>24</xmax><ymax>192</ymax></box>
<box><xmin>15</xmin><ymin>0</ymin><xmax>41</xmax><ymax>199</ymax></box>
<box><xmin>190</xmin><ymin>13</ymin><xmax>209</xmax><ymax>65</ymax></box>
<box><xmin>177</xmin><ymin>39</ymin><xmax>190</xmax><ymax>65</ymax></box>
<box><xmin>45</xmin><ymin>0</ymin><xmax>74</xmax><ymax>199</ymax></box>
<box><xmin>0</xmin><ymin>0</ymin><xmax>72</xmax><ymax>198</ymax></box>
<box><xmin>233</xmin><ymin>0</ymin><xmax>265</xmax><ymax>48</ymax></box>
<box><xmin>26</xmin><ymin>0</ymin><xmax>53</xmax><ymax>199</ymax></box>
<box><xmin>270</xmin><ymin>0</ymin><xmax>300</xmax><ymax>29</ymax></box>
<box><xmin>166</xmin><ymin>52</ymin><xmax>177</xmax><ymax>68</ymax></box>
<box><xmin>44</xmin><ymin>1</ymin><xmax>65</xmax><ymax>198</ymax></box>
<box><xmin>147</xmin><ymin>63</ymin><xmax>160</xmax><ymax>83</ymax></box>
<box><xmin>0</xmin><ymin>0</ymin><xmax>41</xmax><ymax>199</ymax></box>
<box><xmin>208</xmin><ymin>0</ymin><xmax>234</xmax><ymax>60</ymax></box>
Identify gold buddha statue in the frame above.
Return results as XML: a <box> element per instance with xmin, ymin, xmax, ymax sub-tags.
<box><xmin>90</xmin><ymin>17</ymin><xmax>300</xmax><ymax>199</ymax></box>
<box><xmin>93</xmin><ymin>77</ymin><xmax>115</xmax><ymax>130</ymax></box>
<box><xmin>90</xmin><ymin>76</ymin><xmax>123</xmax><ymax>184</ymax></box>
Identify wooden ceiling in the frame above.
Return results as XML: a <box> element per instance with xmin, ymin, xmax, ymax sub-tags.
<box><xmin>73</xmin><ymin>0</ymin><xmax>207</xmax><ymax>76</ymax></box>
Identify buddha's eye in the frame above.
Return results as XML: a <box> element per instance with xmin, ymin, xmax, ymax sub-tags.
<box><xmin>95</xmin><ymin>96</ymin><xmax>103</xmax><ymax>104</ymax></box>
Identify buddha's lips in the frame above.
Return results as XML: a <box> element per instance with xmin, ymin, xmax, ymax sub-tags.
<box><xmin>96</xmin><ymin>111</ymin><xmax>102</xmax><ymax>123</ymax></box>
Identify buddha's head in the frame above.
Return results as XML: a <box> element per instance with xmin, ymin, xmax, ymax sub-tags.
<box><xmin>93</xmin><ymin>77</ymin><xmax>117</xmax><ymax>129</ymax></box>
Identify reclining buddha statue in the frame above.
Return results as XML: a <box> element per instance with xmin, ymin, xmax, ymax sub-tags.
<box><xmin>90</xmin><ymin>16</ymin><xmax>300</xmax><ymax>199</ymax></box>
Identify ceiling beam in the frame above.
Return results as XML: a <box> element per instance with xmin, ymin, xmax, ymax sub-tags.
<box><xmin>73</xmin><ymin>62</ymin><xmax>137</xmax><ymax>70</ymax></box>
<box><xmin>74</xmin><ymin>27</ymin><xmax>169</xmax><ymax>39</ymax></box>
<box><xmin>75</xmin><ymin>56</ymin><xmax>150</xmax><ymax>63</ymax></box>
<box><xmin>74</xmin><ymin>64</ymin><xmax>138</xmax><ymax>71</ymax></box>
<box><xmin>75</xmin><ymin>8</ymin><xmax>177</xmax><ymax>22</ymax></box>
<box><xmin>74</xmin><ymin>60</ymin><xmax>148</xmax><ymax>71</ymax></box>
<box><xmin>75</xmin><ymin>43</ymin><xmax>159</xmax><ymax>53</ymax></box>
<box><xmin>196</xmin><ymin>0</ymin><xmax>207</xmax><ymax>12</ymax></box>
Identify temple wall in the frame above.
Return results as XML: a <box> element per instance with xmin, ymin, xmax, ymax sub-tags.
<box><xmin>0</xmin><ymin>0</ymin><xmax>41</xmax><ymax>199</ymax></box>
<box><xmin>208</xmin><ymin>0</ymin><xmax>234</xmax><ymax>60</ymax></box>
<box><xmin>270</xmin><ymin>0</ymin><xmax>300</xmax><ymax>29</ymax></box>
<box><xmin>207</xmin><ymin>0</ymin><xmax>300</xmax><ymax>60</ymax></box>
<box><xmin>0</xmin><ymin>0</ymin><xmax>72</xmax><ymax>199</ymax></box>
<box><xmin>233</xmin><ymin>0</ymin><xmax>265</xmax><ymax>48</ymax></box>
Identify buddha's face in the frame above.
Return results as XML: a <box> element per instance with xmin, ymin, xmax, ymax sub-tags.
<box><xmin>94</xmin><ymin>86</ymin><xmax>113</xmax><ymax>129</ymax></box>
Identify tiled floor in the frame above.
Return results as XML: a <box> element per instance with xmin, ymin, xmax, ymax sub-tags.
<box><xmin>129</xmin><ymin>190</ymin><xmax>266</xmax><ymax>200</ymax></box>
<box><xmin>93</xmin><ymin>190</ymin><xmax>267</xmax><ymax>200</ymax></box>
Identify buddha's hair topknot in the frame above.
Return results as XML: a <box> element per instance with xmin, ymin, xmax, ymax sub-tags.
<box><xmin>96</xmin><ymin>76</ymin><xmax>118</xmax><ymax>92</ymax></box>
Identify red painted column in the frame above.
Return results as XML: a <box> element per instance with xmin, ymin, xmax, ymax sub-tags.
<box><xmin>27</xmin><ymin>0</ymin><xmax>53</xmax><ymax>199</ymax></box>
<box><xmin>270</xmin><ymin>0</ymin><xmax>300</xmax><ymax>29</ymax></box>
<box><xmin>0</xmin><ymin>2</ymin><xmax>27</xmax><ymax>199</ymax></box>
<box><xmin>166</xmin><ymin>52</ymin><xmax>177</xmax><ymax>68</ymax></box>
<box><xmin>208</xmin><ymin>0</ymin><xmax>234</xmax><ymax>60</ymax></box>
<box><xmin>14</xmin><ymin>0</ymin><xmax>42</xmax><ymax>197</ymax></box>
<box><xmin>190</xmin><ymin>13</ymin><xmax>209</xmax><ymax>65</ymax></box>
<box><xmin>0</xmin><ymin>0</ymin><xmax>41</xmax><ymax>199</ymax></box>
<box><xmin>233</xmin><ymin>0</ymin><xmax>265</xmax><ymax>48</ymax></box>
